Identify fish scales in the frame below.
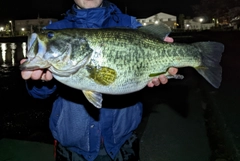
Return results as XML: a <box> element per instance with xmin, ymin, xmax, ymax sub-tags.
<box><xmin>65</xmin><ymin>29</ymin><xmax>201</xmax><ymax>93</ymax></box>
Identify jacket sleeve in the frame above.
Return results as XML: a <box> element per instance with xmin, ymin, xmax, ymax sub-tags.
<box><xmin>105</xmin><ymin>3</ymin><xmax>142</xmax><ymax>29</ymax></box>
<box><xmin>130</xmin><ymin>17</ymin><xmax>142</xmax><ymax>29</ymax></box>
<box><xmin>26</xmin><ymin>80</ymin><xmax>57</xmax><ymax>99</ymax></box>
<box><xmin>25</xmin><ymin>21</ymin><xmax>69</xmax><ymax>99</ymax></box>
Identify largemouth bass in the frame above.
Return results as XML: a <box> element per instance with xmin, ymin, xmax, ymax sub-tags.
<box><xmin>20</xmin><ymin>23</ymin><xmax>224</xmax><ymax>108</ymax></box>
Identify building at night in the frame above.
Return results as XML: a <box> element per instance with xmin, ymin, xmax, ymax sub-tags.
<box><xmin>230</xmin><ymin>16</ymin><xmax>240</xmax><ymax>30</ymax></box>
<box><xmin>137</xmin><ymin>12</ymin><xmax>177</xmax><ymax>29</ymax></box>
<box><xmin>14</xmin><ymin>18</ymin><xmax>58</xmax><ymax>35</ymax></box>
<box><xmin>184</xmin><ymin>19</ymin><xmax>215</xmax><ymax>30</ymax></box>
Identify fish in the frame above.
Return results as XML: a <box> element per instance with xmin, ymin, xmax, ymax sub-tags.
<box><xmin>20</xmin><ymin>23</ymin><xmax>224</xmax><ymax>108</ymax></box>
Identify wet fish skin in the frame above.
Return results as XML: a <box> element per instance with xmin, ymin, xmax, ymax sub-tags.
<box><xmin>20</xmin><ymin>24</ymin><xmax>224</xmax><ymax>108</ymax></box>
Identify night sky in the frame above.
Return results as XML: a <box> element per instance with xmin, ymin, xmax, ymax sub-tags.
<box><xmin>0</xmin><ymin>0</ymin><xmax>200</xmax><ymax>21</ymax></box>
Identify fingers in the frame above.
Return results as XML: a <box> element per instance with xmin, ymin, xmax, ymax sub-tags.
<box><xmin>147</xmin><ymin>75</ymin><xmax>168</xmax><ymax>87</ymax></box>
<box><xmin>21</xmin><ymin>70</ymin><xmax>33</xmax><ymax>80</ymax></box>
<box><xmin>147</xmin><ymin>67</ymin><xmax>178</xmax><ymax>87</ymax></box>
<box><xmin>20</xmin><ymin>59</ymin><xmax>53</xmax><ymax>81</ymax></box>
<box><xmin>20</xmin><ymin>59</ymin><xmax>32</xmax><ymax>80</ymax></box>
<box><xmin>147</xmin><ymin>78</ymin><xmax>158</xmax><ymax>87</ymax></box>
<box><xmin>21</xmin><ymin>69</ymin><xmax>44</xmax><ymax>80</ymax></box>
<box><xmin>20</xmin><ymin>59</ymin><xmax>27</xmax><ymax>64</ymax></box>
<box><xmin>168</xmin><ymin>67</ymin><xmax>178</xmax><ymax>75</ymax></box>
<box><xmin>164</xmin><ymin>36</ymin><xmax>174</xmax><ymax>43</ymax></box>
<box><xmin>147</xmin><ymin>82</ymin><xmax>154</xmax><ymax>87</ymax></box>
<box><xmin>31</xmin><ymin>70</ymin><xmax>44</xmax><ymax>80</ymax></box>
<box><xmin>158</xmin><ymin>75</ymin><xmax>168</xmax><ymax>84</ymax></box>
<box><xmin>41</xmin><ymin>70</ymin><xmax>53</xmax><ymax>81</ymax></box>
<box><xmin>21</xmin><ymin>69</ymin><xmax>53</xmax><ymax>81</ymax></box>
<box><xmin>45</xmin><ymin>70</ymin><xmax>53</xmax><ymax>81</ymax></box>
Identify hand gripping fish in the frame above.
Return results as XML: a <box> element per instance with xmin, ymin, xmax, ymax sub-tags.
<box><xmin>20</xmin><ymin>23</ymin><xmax>224</xmax><ymax>108</ymax></box>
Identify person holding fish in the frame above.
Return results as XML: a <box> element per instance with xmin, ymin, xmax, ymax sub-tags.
<box><xmin>20</xmin><ymin>0</ymin><xmax>178</xmax><ymax>160</ymax></box>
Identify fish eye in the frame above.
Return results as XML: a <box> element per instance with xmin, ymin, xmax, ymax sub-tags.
<box><xmin>47</xmin><ymin>32</ymin><xmax>54</xmax><ymax>39</ymax></box>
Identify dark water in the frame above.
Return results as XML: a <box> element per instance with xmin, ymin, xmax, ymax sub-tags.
<box><xmin>0</xmin><ymin>42</ymin><xmax>27</xmax><ymax>67</ymax></box>
<box><xmin>0</xmin><ymin>41</ymin><xmax>54</xmax><ymax>144</ymax></box>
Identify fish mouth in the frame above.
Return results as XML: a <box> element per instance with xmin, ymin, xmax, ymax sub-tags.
<box><xmin>20</xmin><ymin>55</ymin><xmax>51</xmax><ymax>71</ymax></box>
<box><xmin>20</xmin><ymin>33</ymin><xmax>50</xmax><ymax>71</ymax></box>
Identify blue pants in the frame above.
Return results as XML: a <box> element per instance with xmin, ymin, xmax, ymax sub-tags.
<box><xmin>55</xmin><ymin>133</ymin><xmax>140</xmax><ymax>161</ymax></box>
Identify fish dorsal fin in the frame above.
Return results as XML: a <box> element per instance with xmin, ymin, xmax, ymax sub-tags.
<box><xmin>138</xmin><ymin>23</ymin><xmax>172</xmax><ymax>41</ymax></box>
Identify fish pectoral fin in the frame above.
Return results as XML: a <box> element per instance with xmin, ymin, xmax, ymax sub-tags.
<box><xmin>87</xmin><ymin>65</ymin><xmax>117</xmax><ymax>86</ymax></box>
<box><xmin>82</xmin><ymin>90</ymin><xmax>103</xmax><ymax>109</ymax></box>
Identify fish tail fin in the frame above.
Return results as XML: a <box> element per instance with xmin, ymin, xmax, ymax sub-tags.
<box><xmin>193</xmin><ymin>42</ymin><xmax>224</xmax><ymax>88</ymax></box>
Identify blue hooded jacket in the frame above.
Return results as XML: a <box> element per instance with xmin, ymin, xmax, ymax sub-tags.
<box><xmin>44</xmin><ymin>1</ymin><xmax>141</xmax><ymax>29</ymax></box>
<box><xmin>26</xmin><ymin>1</ymin><xmax>143</xmax><ymax>161</ymax></box>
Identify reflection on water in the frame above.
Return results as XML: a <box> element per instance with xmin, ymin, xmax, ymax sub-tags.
<box><xmin>0</xmin><ymin>42</ymin><xmax>27</xmax><ymax>67</ymax></box>
<box><xmin>22</xmin><ymin>42</ymin><xmax>27</xmax><ymax>58</ymax></box>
